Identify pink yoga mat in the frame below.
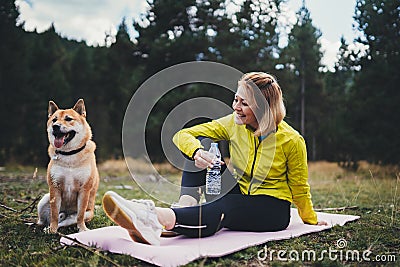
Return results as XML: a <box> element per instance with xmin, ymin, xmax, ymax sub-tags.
<box><xmin>60</xmin><ymin>208</ymin><xmax>359</xmax><ymax>266</ymax></box>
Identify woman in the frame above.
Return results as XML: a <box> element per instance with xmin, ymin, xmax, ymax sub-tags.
<box><xmin>102</xmin><ymin>72</ymin><xmax>327</xmax><ymax>246</ymax></box>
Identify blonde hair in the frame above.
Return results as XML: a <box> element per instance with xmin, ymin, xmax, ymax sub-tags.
<box><xmin>238</xmin><ymin>72</ymin><xmax>286</xmax><ymax>136</ymax></box>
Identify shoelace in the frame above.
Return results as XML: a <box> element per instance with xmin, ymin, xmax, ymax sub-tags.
<box><xmin>129</xmin><ymin>199</ymin><xmax>160</xmax><ymax>229</ymax></box>
<box><xmin>131</xmin><ymin>199</ymin><xmax>155</xmax><ymax>208</ymax></box>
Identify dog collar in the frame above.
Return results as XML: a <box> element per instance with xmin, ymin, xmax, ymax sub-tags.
<box><xmin>54</xmin><ymin>144</ymin><xmax>86</xmax><ymax>157</ymax></box>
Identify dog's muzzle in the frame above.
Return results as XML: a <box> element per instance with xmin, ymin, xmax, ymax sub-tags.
<box><xmin>52</xmin><ymin>125</ymin><xmax>76</xmax><ymax>148</ymax></box>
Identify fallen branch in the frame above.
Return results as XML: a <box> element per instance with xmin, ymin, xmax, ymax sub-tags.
<box><xmin>14</xmin><ymin>199</ymin><xmax>30</xmax><ymax>204</ymax></box>
<box><xmin>58</xmin><ymin>232</ymin><xmax>121</xmax><ymax>267</ymax></box>
<box><xmin>0</xmin><ymin>203</ymin><xmax>18</xmax><ymax>212</ymax></box>
<box><xmin>20</xmin><ymin>194</ymin><xmax>42</xmax><ymax>214</ymax></box>
<box><xmin>314</xmin><ymin>206</ymin><xmax>358</xmax><ymax>212</ymax></box>
<box><xmin>0</xmin><ymin>195</ymin><xmax>42</xmax><ymax>214</ymax></box>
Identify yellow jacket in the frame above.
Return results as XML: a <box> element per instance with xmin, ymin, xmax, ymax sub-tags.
<box><xmin>173</xmin><ymin>113</ymin><xmax>318</xmax><ymax>225</ymax></box>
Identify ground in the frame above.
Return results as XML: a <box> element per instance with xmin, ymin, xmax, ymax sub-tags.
<box><xmin>0</xmin><ymin>160</ymin><xmax>398</xmax><ymax>266</ymax></box>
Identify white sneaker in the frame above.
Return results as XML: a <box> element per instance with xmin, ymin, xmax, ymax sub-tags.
<box><xmin>102</xmin><ymin>191</ymin><xmax>163</xmax><ymax>245</ymax></box>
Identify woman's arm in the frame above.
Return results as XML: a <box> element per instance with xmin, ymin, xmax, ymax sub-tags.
<box><xmin>286</xmin><ymin>135</ymin><xmax>318</xmax><ymax>225</ymax></box>
<box><xmin>172</xmin><ymin>115</ymin><xmax>231</xmax><ymax>159</ymax></box>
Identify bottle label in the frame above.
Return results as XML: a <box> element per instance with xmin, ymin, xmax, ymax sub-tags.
<box><xmin>206</xmin><ymin>159</ymin><xmax>221</xmax><ymax>195</ymax></box>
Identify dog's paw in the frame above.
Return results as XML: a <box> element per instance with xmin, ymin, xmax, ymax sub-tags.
<box><xmin>43</xmin><ymin>226</ymin><xmax>52</xmax><ymax>234</ymax></box>
<box><xmin>77</xmin><ymin>224</ymin><xmax>89</xmax><ymax>232</ymax></box>
<box><xmin>78</xmin><ymin>227</ymin><xmax>89</xmax><ymax>232</ymax></box>
<box><xmin>47</xmin><ymin>223</ymin><xmax>58</xmax><ymax>234</ymax></box>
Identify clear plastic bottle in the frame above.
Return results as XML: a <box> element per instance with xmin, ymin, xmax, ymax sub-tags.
<box><xmin>205</xmin><ymin>142</ymin><xmax>222</xmax><ymax>195</ymax></box>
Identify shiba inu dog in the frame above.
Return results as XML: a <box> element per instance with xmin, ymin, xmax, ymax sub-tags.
<box><xmin>37</xmin><ymin>99</ymin><xmax>99</xmax><ymax>233</ymax></box>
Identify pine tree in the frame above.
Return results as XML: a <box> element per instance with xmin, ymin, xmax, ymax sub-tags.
<box><xmin>322</xmin><ymin>37</ymin><xmax>357</xmax><ymax>166</ymax></box>
<box><xmin>0</xmin><ymin>0</ymin><xmax>29</xmax><ymax>163</ymax></box>
<box><xmin>130</xmin><ymin>0</ymin><xmax>205</xmax><ymax>161</ymax></box>
<box><xmin>104</xmin><ymin>20</ymin><xmax>140</xmax><ymax>158</ymax></box>
<box><xmin>279</xmin><ymin>3</ymin><xmax>323</xmax><ymax>160</ymax></box>
<box><xmin>348</xmin><ymin>0</ymin><xmax>400</xmax><ymax>164</ymax></box>
<box><xmin>201</xmin><ymin>0</ymin><xmax>281</xmax><ymax>72</ymax></box>
<box><xmin>133</xmin><ymin>0</ymin><xmax>201</xmax><ymax>78</ymax></box>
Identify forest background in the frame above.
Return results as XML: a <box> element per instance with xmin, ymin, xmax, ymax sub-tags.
<box><xmin>1</xmin><ymin>0</ymin><xmax>399</xmax><ymax>169</ymax></box>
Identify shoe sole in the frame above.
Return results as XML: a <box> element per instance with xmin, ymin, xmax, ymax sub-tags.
<box><xmin>161</xmin><ymin>229</ymin><xmax>180</xmax><ymax>237</ymax></box>
<box><xmin>102</xmin><ymin>193</ymin><xmax>150</xmax><ymax>245</ymax></box>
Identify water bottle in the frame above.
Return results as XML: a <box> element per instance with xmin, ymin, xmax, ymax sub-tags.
<box><xmin>205</xmin><ymin>142</ymin><xmax>222</xmax><ymax>195</ymax></box>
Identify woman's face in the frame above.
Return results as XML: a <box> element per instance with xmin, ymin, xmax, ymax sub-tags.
<box><xmin>232</xmin><ymin>85</ymin><xmax>258</xmax><ymax>130</ymax></box>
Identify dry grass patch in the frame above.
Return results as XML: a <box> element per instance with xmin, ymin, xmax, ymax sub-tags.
<box><xmin>99</xmin><ymin>157</ymin><xmax>181</xmax><ymax>177</ymax></box>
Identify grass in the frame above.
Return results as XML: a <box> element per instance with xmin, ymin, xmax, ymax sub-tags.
<box><xmin>0</xmin><ymin>160</ymin><xmax>399</xmax><ymax>266</ymax></box>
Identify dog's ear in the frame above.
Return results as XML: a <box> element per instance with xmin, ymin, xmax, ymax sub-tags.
<box><xmin>48</xmin><ymin>101</ymin><xmax>59</xmax><ymax>118</ymax></box>
<box><xmin>72</xmin><ymin>99</ymin><xmax>86</xmax><ymax>117</ymax></box>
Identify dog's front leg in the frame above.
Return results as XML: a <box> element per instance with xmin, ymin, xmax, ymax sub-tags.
<box><xmin>49</xmin><ymin>187</ymin><xmax>62</xmax><ymax>233</ymax></box>
<box><xmin>76</xmin><ymin>189</ymin><xmax>90</xmax><ymax>232</ymax></box>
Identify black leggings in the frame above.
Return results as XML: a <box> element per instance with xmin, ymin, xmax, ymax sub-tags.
<box><xmin>172</xmin><ymin>140</ymin><xmax>290</xmax><ymax>237</ymax></box>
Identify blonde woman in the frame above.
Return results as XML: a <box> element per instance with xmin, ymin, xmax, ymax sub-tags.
<box><xmin>102</xmin><ymin>72</ymin><xmax>327</xmax><ymax>245</ymax></box>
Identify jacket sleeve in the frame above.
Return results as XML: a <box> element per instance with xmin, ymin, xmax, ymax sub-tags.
<box><xmin>172</xmin><ymin>115</ymin><xmax>231</xmax><ymax>159</ymax></box>
<box><xmin>286</xmin><ymin>136</ymin><xmax>318</xmax><ymax>225</ymax></box>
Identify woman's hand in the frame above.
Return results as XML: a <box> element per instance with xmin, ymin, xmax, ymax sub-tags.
<box><xmin>193</xmin><ymin>149</ymin><xmax>214</xmax><ymax>169</ymax></box>
<box><xmin>193</xmin><ymin>149</ymin><xmax>224</xmax><ymax>169</ymax></box>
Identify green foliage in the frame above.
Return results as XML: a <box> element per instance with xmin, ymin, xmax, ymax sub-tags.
<box><xmin>279</xmin><ymin>5</ymin><xmax>324</xmax><ymax>160</ymax></box>
<box><xmin>321</xmin><ymin>38</ymin><xmax>356</xmax><ymax>164</ymax></box>
<box><xmin>345</xmin><ymin>0</ymin><xmax>400</xmax><ymax>165</ymax></box>
<box><xmin>0</xmin><ymin>0</ymin><xmax>399</xmax><ymax>166</ymax></box>
<box><xmin>133</xmin><ymin>0</ymin><xmax>201</xmax><ymax>76</ymax></box>
<box><xmin>214</xmin><ymin>0</ymin><xmax>281</xmax><ymax>72</ymax></box>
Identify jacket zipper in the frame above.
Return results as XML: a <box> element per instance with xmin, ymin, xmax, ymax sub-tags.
<box><xmin>248</xmin><ymin>136</ymin><xmax>261</xmax><ymax>195</ymax></box>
